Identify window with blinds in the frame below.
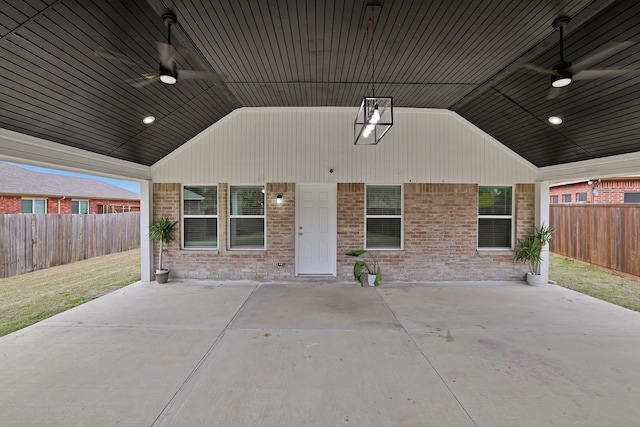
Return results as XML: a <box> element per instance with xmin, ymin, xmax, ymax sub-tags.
<box><xmin>183</xmin><ymin>185</ymin><xmax>218</xmax><ymax>249</ymax></box>
<box><xmin>478</xmin><ymin>186</ymin><xmax>512</xmax><ymax>249</ymax></box>
<box><xmin>366</xmin><ymin>185</ymin><xmax>402</xmax><ymax>249</ymax></box>
<box><xmin>229</xmin><ymin>185</ymin><xmax>265</xmax><ymax>249</ymax></box>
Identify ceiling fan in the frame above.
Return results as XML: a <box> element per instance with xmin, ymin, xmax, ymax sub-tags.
<box><xmin>95</xmin><ymin>13</ymin><xmax>215</xmax><ymax>87</ymax></box>
<box><xmin>523</xmin><ymin>16</ymin><xmax>636</xmax><ymax>100</ymax></box>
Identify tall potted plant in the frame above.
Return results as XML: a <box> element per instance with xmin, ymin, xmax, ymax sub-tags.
<box><xmin>346</xmin><ymin>249</ymin><xmax>381</xmax><ymax>286</ymax></box>
<box><xmin>514</xmin><ymin>224</ymin><xmax>554</xmax><ymax>285</ymax></box>
<box><xmin>149</xmin><ymin>216</ymin><xmax>178</xmax><ymax>284</ymax></box>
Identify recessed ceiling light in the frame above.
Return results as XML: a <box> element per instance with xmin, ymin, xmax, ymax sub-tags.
<box><xmin>143</xmin><ymin>116</ymin><xmax>155</xmax><ymax>125</ymax></box>
<box><xmin>548</xmin><ymin>116</ymin><xmax>563</xmax><ymax>125</ymax></box>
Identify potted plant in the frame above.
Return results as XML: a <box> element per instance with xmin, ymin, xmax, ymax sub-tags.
<box><xmin>149</xmin><ymin>216</ymin><xmax>178</xmax><ymax>284</ymax></box>
<box><xmin>346</xmin><ymin>249</ymin><xmax>381</xmax><ymax>286</ymax></box>
<box><xmin>514</xmin><ymin>224</ymin><xmax>554</xmax><ymax>285</ymax></box>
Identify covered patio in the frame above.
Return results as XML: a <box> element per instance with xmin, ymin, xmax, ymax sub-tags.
<box><xmin>1</xmin><ymin>280</ymin><xmax>639</xmax><ymax>426</ymax></box>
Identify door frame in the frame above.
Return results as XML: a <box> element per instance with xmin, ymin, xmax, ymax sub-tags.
<box><xmin>295</xmin><ymin>183</ymin><xmax>337</xmax><ymax>276</ymax></box>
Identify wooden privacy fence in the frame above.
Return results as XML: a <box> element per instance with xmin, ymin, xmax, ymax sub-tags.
<box><xmin>549</xmin><ymin>205</ymin><xmax>640</xmax><ymax>277</ymax></box>
<box><xmin>0</xmin><ymin>212</ymin><xmax>140</xmax><ymax>278</ymax></box>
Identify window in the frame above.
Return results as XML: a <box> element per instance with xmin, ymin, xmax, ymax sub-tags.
<box><xmin>229</xmin><ymin>185</ymin><xmax>265</xmax><ymax>249</ymax></box>
<box><xmin>576</xmin><ymin>192</ymin><xmax>587</xmax><ymax>202</ymax></box>
<box><xmin>624</xmin><ymin>192</ymin><xmax>640</xmax><ymax>203</ymax></box>
<box><xmin>72</xmin><ymin>200</ymin><xmax>89</xmax><ymax>214</ymax></box>
<box><xmin>563</xmin><ymin>194</ymin><xmax>571</xmax><ymax>203</ymax></box>
<box><xmin>366</xmin><ymin>185</ymin><xmax>402</xmax><ymax>249</ymax></box>
<box><xmin>550</xmin><ymin>195</ymin><xmax>559</xmax><ymax>204</ymax></box>
<box><xmin>21</xmin><ymin>199</ymin><xmax>46</xmax><ymax>213</ymax></box>
<box><xmin>183</xmin><ymin>186</ymin><xmax>218</xmax><ymax>249</ymax></box>
<box><xmin>478</xmin><ymin>186</ymin><xmax>512</xmax><ymax>249</ymax></box>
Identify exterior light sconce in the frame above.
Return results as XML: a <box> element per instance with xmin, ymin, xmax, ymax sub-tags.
<box><xmin>276</xmin><ymin>194</ymin><xmax>283</xmax><ymax>205</ymax></box>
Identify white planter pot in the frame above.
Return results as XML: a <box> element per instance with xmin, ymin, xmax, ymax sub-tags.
<box><xmin>526</xmin><ymin>272</ymin><xmax>547</xmax><ymax>286</ymax></box>
<box><xmin>155</xmin><ymin>269</ymin><xmax>170</xmax><ymax>284</ymax></box>
<box><xmin>367</xmin><ymin>273</ymin><xmax>377</xmax><ymax>287</ymax></box>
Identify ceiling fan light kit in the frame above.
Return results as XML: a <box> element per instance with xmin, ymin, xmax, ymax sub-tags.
<box><xmin>551</xmin><ymin>74</ymin><xmax>572</xmax><ymax>87</ymax></box>
<box><xmin>159</xmin><ymin>69</ymin><xmax>177</xmax><ymax>85</ymax></box>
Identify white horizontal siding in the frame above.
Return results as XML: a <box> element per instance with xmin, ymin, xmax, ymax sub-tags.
<box><xmin>151</xmin><ymin>107</ymin><xmax>538</xmax><ymax>184</ymax></box>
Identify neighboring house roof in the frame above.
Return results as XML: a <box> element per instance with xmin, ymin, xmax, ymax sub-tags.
<box><xmin>551</xmin><ymin>177</ymin><xmax>640</xmax><ymax>187</ymax></box>
<box><xmin>0</xmin><ymin>162</ymin><xmax>139</xmax><ymax>200</ymax></box>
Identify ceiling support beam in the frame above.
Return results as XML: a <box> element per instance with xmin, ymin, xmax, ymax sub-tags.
<box><xmin>539</xmin><ymin>151</ymin><xmax>640</xmax><ymax>183</ymax></box>
<box><xmin>0</xmin><ymin>128</ymin><xmax>150</xmax><ymax>181</ymax></box>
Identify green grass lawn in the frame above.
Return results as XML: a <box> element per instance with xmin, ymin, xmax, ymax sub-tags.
<box><xmin>0</xmin><ymin>249</ymin><xmax>140</xmax><ymax>337</ymax></box>
<box><xmin>550</xmin><ymin>253</ymin><xmax>640</xmax><ymax>312</ymax></box>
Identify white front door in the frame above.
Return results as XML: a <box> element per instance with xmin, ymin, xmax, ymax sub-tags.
<box><xmin>296</xmin><ymin>183</ymin><xmax>337</xmax><ymax>275</ymax></box>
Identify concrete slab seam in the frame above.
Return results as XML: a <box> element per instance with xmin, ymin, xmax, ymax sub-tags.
<box><xmin>151</xmin><ymin>284</ymin><xmax>260</xmax><ymax>427</ymax></box>
<box><xmin>375</xmin><ymin>287</ymin><xmax>480</xmax><ymax>427</ymax></box>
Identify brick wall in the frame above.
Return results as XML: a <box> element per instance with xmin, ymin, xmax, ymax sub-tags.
<box><xmin>0</xmin><ymin>196</ymin><xmax>21</xmax><ymax>214</ymax></box>
<box><xmin>550</xmin><ymin>179</ymin><xmax>640</xmax><ymax>204</ymax></box>
<box><xmin>0</xmin><ymin>195</ymin><xmax>140</xmax><ymax>214</ymax></box>
<box><xmin>154</xmin><ymin>183</ymin><xmax>296</xmax><ymax>280</ymax></box>
<box><xmin>154</xmin><ymin>182</ymin><xmax>533</xmax><ymax>282</ymax></box>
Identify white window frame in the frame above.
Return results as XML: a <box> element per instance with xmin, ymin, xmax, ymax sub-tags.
<box><xmin>182</xmin><ymin>185</ymin><xmax>219</xmax><ymax>250</ymax></box>
<box><xmin>365</xmin><ymin>184</ymin><xmax>403</xmax><ymax>250</ymax></box>
<box><xmin>21</xmin><ymin>198</ymin><xmax>47</xmax><ymax>214</ymax></box>
<box><xmin>228</xmin><ymin>184</ymin><xmax>266</xmax><ymax>250</ymax></box>
<box><xmin>477</xmin><ymin>185</ymin><xmax>514</xmax><ymax>250</ymax></box>
<box><xmin>71</xmin><ymin>199</ymin><xmax>89</xmax><ymax>214</ymax></box>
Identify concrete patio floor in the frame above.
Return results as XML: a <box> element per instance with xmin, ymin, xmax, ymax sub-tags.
<box><xmin>1</xmin><ymin>280</ymin><xmax>640</xmax><ymax>426</ymax></box>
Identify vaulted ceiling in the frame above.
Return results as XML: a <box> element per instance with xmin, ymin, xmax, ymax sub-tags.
<box><xmin>1</xmin><ymin>0</ymin><xmax>639</xmax><ymax>168</ymax></box>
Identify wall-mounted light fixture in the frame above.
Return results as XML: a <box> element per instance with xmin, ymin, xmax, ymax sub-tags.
<box><xmin>276</xmin><ymin>194</ymin><xmax>283</xmax><ymax>205</ymax></box>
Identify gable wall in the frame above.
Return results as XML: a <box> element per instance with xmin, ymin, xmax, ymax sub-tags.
<box><xmin>151</xmin><ymin>108</ymin><xmax>537</xmax><ymax>184</ymax></box>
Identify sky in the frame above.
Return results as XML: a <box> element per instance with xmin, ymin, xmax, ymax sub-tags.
<box><xmin>11</xmin><ymin>163</ymin><xmax>140</xmax><ymax>194</ymax></box>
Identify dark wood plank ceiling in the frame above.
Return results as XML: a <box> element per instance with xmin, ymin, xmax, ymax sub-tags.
<box><xmin>1</xmin><ymin>0</ymin><xmax>639</xmax><ymax>168</ymax></box>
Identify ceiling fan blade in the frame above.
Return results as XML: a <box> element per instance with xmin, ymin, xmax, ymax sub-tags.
<box><xmin>569</xmin><ymin>41</ymin><xmax>635</xmax><ymax>74</ymax></box>
<box><xmin>141</xmin><ymin>72</ymin><xmax>160</xmax><ymax>80</ymax></box>
<box><xmin>157</xmin><ymin>42</ymin><xmax>176</xmax><ymax>69</ymax></box>
<box><xmin>521</xmin><ymin>63</ymin><xmax>557</xmax><ymax>75</ymax></box>
<box><xmin>124</xmin><ymin>75</ymin><xmax>158</xmax><ymax>88</ymax></box>
<box><xmin>95</xmin><ymin>47</ymin><xmax>148</xmax><ymax>68</ymax></box>
<box><xmin>546</xmin><ymin>86</ymin><xmax>567</xmax><ymax>100</ymax></box>
<box><xmin>178</xmin><ymin>69</ymin><xmax>217</xmax><ymax>80</ymax></box>
<box><xmin>573</xmin><ymin>68</ymin><xmax>638</xmax><ymax>80</ymax></box>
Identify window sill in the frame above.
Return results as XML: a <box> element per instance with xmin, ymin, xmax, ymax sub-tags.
<box><xmin>366</xmin><ymin>248</ymin><xmax>405</xmax><ymax>254</ymax></box>
<box><xmin>227</xmin><ymin>248</ymin><xmax>266</xmax><ymax>253</ymax></box>
<box><xmin>476</xmin><ymin>248</ymin><xmax>514</xmax><ymax>256</ymax></box>
<box><xmin>182</xmin><ymin>248</ymin><xmax>219</xmax><ymax>254</ymax></box>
